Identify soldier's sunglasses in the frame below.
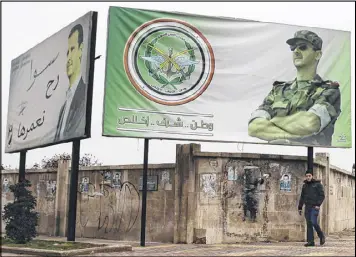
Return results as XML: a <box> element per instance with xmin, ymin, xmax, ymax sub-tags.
<box><xmin>290</xmin><ymin>44</ymin><xmax>308</xmax><ymax>51</ymax></box>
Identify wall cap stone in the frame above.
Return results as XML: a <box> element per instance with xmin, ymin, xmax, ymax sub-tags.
<box><xmin>193</xmin><ymin>150</ymin><xmax>354</xmax><ymax>178</ymax></box>
<box><xmin>1</xmin><ymin>163</ymin><xmax>176</xmax><ymax>174</ymax></box>
<box><xmin>79</xmin><ymin>163</ymin><xmax>176</xmax><ymax>171</ymax></box>
<box><xmin>192</xmin><ymin>150</ymin><xmax>307</xmax><ymax>162</ymax></box>
<box><xmin>1</xmin><ymin>168</ymin><xmax>57</xmax><ymax>175</ymax></box>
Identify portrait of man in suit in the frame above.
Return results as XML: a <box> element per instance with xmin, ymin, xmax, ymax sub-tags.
<box><xmin>280</xmin><ymin>174</ymin><xmax>292</xmax><ymax>192</ymax></box>
<box><xmin>54</xmin><ymin>23</ymin><xmax>87</xmax><ymax>142</ymax></box>
<box><xmin>81</xmin><ymin>177</ymin><xmax>89</xmax><ymax>193</ymax></box>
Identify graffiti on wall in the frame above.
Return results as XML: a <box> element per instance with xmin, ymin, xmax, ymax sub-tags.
<box><xmin>77</xmin><ymin>171</ymin><xmax>140</xmax><ymax>237</ymax></box>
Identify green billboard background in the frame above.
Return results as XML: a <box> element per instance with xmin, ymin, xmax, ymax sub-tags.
<box><xmin>103</xmin><ymin>6</ymin><xmax>352</xmax><ymax>148</ymax></box>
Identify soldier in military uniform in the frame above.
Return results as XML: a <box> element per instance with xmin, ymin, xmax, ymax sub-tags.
<box><xmin>248</xmin><ymin>30</ymin><xmax>341</xmax><ymax>146</ymax></box>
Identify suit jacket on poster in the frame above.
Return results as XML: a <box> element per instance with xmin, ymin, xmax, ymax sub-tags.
<box><xmin>54</xmin><ymin>78</ymin><xmax>87</xmax><ymax>142</ymax></box>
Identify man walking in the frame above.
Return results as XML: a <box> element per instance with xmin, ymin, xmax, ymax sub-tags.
<box><xmin>298</xmin><ymin>170</ymin><xmax>326</xmax><ymax>247</ymax></box>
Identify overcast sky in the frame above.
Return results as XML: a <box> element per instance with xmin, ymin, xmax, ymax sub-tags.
<box><xmin>1</xmin><ymin>2</ymin><xmax>355</xmax><ymax>171</ymax></box>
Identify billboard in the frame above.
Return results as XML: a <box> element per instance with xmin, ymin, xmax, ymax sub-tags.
<box><xmin>5</xmin><ymin>12</ymin><xmax>97</xmax><ymax>153</ymax></box>
<box><xmin>102</xmin><ymin>6</ymin><xmax>352</xmax><ymax>148</ymax></box>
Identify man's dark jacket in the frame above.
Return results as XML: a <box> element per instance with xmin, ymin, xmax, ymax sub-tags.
<box><xmin>298</xmin><ymin>179</ymin><xmax>325</xmax><ymax>210</ymax></box>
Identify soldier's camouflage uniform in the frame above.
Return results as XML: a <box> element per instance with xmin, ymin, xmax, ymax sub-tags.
<box><xmin>249</xmin><ymin>30</ymin><xmax>341</xmax><ymax>146</ymax></box>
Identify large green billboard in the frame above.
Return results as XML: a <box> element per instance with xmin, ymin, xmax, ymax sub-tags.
<box><xmin>103</xmin><ymin>6</ymin><xmax>352</xmax><ymax>148</ymax></box>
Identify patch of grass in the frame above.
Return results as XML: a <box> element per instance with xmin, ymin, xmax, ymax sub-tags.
<box><xmin>1</xmin><ymin>237</ymin><xmax>105</xmax><ymax>251</ymax></box>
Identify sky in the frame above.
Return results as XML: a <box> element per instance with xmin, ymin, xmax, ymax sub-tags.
<box><xmin>1</xmin><ymin>2</ymin><xmax>355</xmax><ymax>171</ymax></box>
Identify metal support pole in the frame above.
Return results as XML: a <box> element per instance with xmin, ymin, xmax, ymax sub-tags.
<box><xmin>67</xmin><ymin>140</ymin><xmax>81</xmax><ymax>241</ymax></box>
<box><xmin>307</xmin><ymin>147</ymin><xmax>314</xmax><ymax>173</ymax></box>
<box><xmin>140</xmin><ymin>138</ymin><xmax>149</xmax><ymax>246</ymax></box>
<box><xmin>18</xmin><ymin>151</ymin><xmax>27</xmax><ymax>183</ymax></box>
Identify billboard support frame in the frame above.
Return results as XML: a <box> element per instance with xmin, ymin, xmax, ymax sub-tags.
<box><xmin>67</xmin><ymin>140</ymin><xmax>81</xmax><ymax>241</ymax></box>
<box><xmin>140</xmin><ymin>138</ymin><xmax>149</xmax><ymax>247</ymax></box>
<box><xmin>64</xmin><ymin>11</ymin><xmax>97</xmax><ymax>242</ymax></box>
<box><xmin>18</xmin><ymin>151</ymin><xmax>27</xmax><ymax>183</ymax></box>
<box><xmin>307</xmin><ymin>147</ymin><xmax>314</xmax><ymax>174</ymax></box>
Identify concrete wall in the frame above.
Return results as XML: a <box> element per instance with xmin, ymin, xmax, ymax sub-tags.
<box><xmin>328</xmin><ymin>166</ymin><xmax>355</xmax><ymax>233</ymax></box>
<box><xmin>73</xmin><ymin>164</ymin><xmax>175</xmax><ymax>242</ymax></box>
<box><xmin>173</xmin><ymin>144</ymin><xmax>355</xmax><ymax>244</ymax></box>
<box><xmin>1</xmin><ymin>168</ymin><xmax>58</xmax><ymax>235</ymax></box>
<box><xmin>1</xmin><ymin>162</ymin><xmax>175</xmax><ymax>242</ymax></box>
<box><xmin>1</xmin><ymin>144</ymin><xmax>354</xmax><ymax>244</ymax></box>
<box><xmin>314</xmin><ymin>153</ymin><xmax>355</xmax><ymax>235</ymax></box>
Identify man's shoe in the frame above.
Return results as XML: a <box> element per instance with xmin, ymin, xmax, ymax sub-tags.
<box><xmin>320</xmin><ymin>236</ymin><xmax>326</xmax><ymax>245</ymax></box>
<box><xmin>304</xmin><ymin>242</ymin><xmax>315</xmax><ymax>247</ymax></box>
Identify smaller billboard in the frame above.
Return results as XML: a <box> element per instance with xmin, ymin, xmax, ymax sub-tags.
<box><xmin>5</xmin><ymin>12</ymin><xmax>98</xmax><ymax>153</ymax></box>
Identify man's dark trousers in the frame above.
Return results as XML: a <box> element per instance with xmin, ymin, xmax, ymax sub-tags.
<box><xmin>305</xmin><ymin>206</ymin><xmax>324</xmax><ymax>243</ymax></box>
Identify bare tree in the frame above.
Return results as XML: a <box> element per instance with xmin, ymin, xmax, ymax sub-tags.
<box><xmin>1</xmin><ymin>164</ymin><xmax>12</xmax><ymax>170</ymax></box>
<box><xmin>40</xmin><ymin>153</ymin><xmax>102</xmax><ymax>169</ymax></box>
<box><xmin>41</xmin><ymin>153</ymin><xmax>71</xmax><ymax>169</ymax></box>
<box><xmin>79</xmin><ymin>153</ymin><xmax>102</xmax><ymax>167</ymax></box>
<box><xmin>30</xmin><ymin>163</ymin><xmax>41</xmax><ymax>170</ymax></box>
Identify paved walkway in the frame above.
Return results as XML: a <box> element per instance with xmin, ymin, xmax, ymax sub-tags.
<box><xmin>2</xmin><ymin>231</ymin><xmax>354</xmax><ymax>256</ymax></box>
<box><xmin>81</xmin><ymin>233</ymin><xmax>355</xmax><ymax>256</ymax></box>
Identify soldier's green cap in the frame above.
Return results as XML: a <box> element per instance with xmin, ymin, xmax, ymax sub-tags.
<box><xmin>286</xmin><ymin>30</ymin><xmax>323</xmax><ymax>50</ymax></box>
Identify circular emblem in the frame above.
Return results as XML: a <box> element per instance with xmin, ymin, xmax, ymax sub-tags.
<box><xmin>124</xmin><ymin>18</ymin><xmax>215</xmax><ymax>106</ymax></box>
